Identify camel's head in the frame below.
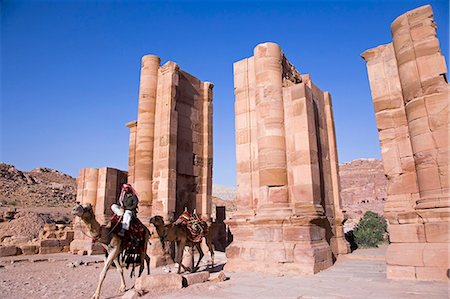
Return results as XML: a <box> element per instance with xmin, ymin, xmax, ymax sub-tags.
<box><xmin>71</xmin><ymin>202</ymin><xmax>94</xmax><ymax>219</ymax></box>
<box><xmin>149</xmin><ymin>215</ymin><xmax>164</xmax><ymax>227</ymax></box>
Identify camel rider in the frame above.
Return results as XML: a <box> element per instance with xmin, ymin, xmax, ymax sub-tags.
<box><xmin>111</xmin><ymin>184</ymin><xmax>139</xmax><ymax>237</ymax></box>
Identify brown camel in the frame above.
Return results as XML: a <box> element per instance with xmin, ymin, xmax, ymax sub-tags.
<box><xmin>72</xmin><ymin>203</ymin><xmax>151</xmax><ymax>299</ymax></box>
<box><xmin>149</xmin><ymin>215</ymin><xmax>214</xmax><ymax>274</ymax></box>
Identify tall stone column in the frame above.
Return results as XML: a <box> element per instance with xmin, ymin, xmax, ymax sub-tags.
<box><xmin>198</xmin><ymin>81</ymin><xmax>213</xmax><ymax>220</ymax></box>
<box><xmin>362</xmin><ymin>5</ymin><xmax>449</xmax><ymax>281</ymax></box>
<box><xmin>284</xmin><ymin>82</ymin><xmax>323</xmax><ymax>216</ymax></box>
<box><xmin>226</xmin><ymin>43</ymin><xmax>338</xmax><ymax>275</ymax></box>
<box><xmin>253</xmin><ymin>42</ymin><xmax>290</xmax><ymax>216</ymax></box>
<box><xmin>126</xmin><ymin>120</ymin><xmax>137</xmax><ymax>184</ymax></box>
<box><xmin>361</xmin><ymin>43</ymin><xmax>419</xmax><ymax>219</ymax></box>
<box><xmin>234</xmin><ymin>57</ymin><xmax>258</xmax><ymax>218</ymax></box>
<box><xmin>83</xmin><ymin>168</ymin><xmax>99</xmax><ymax>207</ymax></box>
<box><xmin>134</xmin><ymin>55</ymin><xmax>160</xmax><ymax>218</ymax></box>
<box><xmin>151</xmin><ymin>62</ymin><xmax>179</xmax><ymax>220</ymax></box>
<box><xmin>324</xmin><ymin>93</ymin><xmax>350</xmax><ymax>255</ymax></box>
<box><xmin>391</xmin><ymin>5</ymin><xmax>449</xmax><ymax>203</ymax></box>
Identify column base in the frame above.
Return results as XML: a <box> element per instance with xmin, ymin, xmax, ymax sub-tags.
<box><xmin>225</xmin><ymin>215</ymin><xmax>333</xmax><ymax>275</ymax></box>
<box><xmin>385</xmin><ymin>201</ymin><xmax>450</xmax><ymax>282</ymax></box>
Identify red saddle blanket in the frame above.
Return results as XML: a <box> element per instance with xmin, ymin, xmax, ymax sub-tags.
<box><xmin>175</xmin><ymin>211</ymin><xmax>208</xmax><ymax>243</ymax></box>
<box><xmin>111</xmin><ymin>214</ymin><xmax>146</xmax><ymax>253</ymax></box>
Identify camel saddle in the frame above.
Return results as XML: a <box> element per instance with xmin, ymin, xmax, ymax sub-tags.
<box><xmin>175</xmin><ymin>211</ymin><xmax>208</xmax><ymax>243</ymax></box>
<box><xmin>110</xmin><ymin>214</ymin><xmax>146</xmax><ymax>253</ymax></box>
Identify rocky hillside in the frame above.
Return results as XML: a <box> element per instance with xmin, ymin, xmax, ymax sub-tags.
<box><xmin>0</xmin><ymin>163</ymin><xmax>76</xmax><ymax>207</ymax></box>
<box><xmin>212</xmin><ymin>185</ymin><xmax>237</xmax><ymax>201</ymax></box>
<box><xmin>339</xmin><ymin>159</ymin><xmax>387</xmax><ymax>229</ymax></box>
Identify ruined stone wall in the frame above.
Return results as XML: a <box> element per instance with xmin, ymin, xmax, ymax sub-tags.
<box><xmin>127</xmin><ymin>56</ymin><xmax>213</xmax><ymax>223</ymax></box>
<box><xmin>362</xmin><ymin>5</ymin><xmax>449</xmax><ymax>281</ymax></box>
<box><xmin>70</xmin><ymin>167</ymin><xmax>127</xmax><ymax>255</ymax></box>
<box><xmin>226</xmin><ymin>42</ymin><xmax>348</xmax><ymax>275</ymax></box>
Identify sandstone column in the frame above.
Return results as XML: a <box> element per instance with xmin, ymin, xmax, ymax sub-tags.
<box><xmin>362</xmin><ymin>5</ymin><xmax>449</xmax><ymax>281</ymax></box>
<box><xmin>234</xmin><ymin>57</ymin><xmax>258</xmax><ymax>218</ymax></box>
<box><xmin>151</xmin><ymin>62</ymin><xmax>179</xmax><ymax>219</ymax></box>
<box><xmin>391</xmin><ymin>5</ymin><xmax>448</xmax><ymax>203</ymax></box>
<box><xmin>284</xmin><ymin>81</ymin><xmax>322</xmax><ymax>216</ymax></box>
<box><xmin>226</xmin><ymin>43</ymin><xmax>341</xmax><ymax>275</ymax></box>
<box><xmin>83</xmin><ymin>168</ymin><xmax>99</xmax><ymax>207</ymax></box>
<box><xmin>198</xmin><ymin>81</ymin><xmax>213</xmax><ymax>219</ymax></box>
<box><xmin>126</xmin><ymin>120</ymin><xmax>137</xmax><ymax>184</ymax></box>
<box><xmin>134</xmin><ymin>55</ymin><xmax>160</xmax><ymax>218</ymax></box>
<box><xmin>324</xmin><ymin>93</ymin><xmax>350</xmax><ymax>255</ymax></box>
<box><xmin>253</xmin><ymin>42</ymin><xmax>290</xmax><ymax>216</ymax></box>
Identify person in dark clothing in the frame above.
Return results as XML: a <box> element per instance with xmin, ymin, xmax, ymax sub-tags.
<box><xmin>111</xmin><ymin>184</ymin><xmax>139</xmax><ymax>236</ymax></box>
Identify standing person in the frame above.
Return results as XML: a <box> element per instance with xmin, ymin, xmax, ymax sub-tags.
<box><xmin>111</xmin><ymin>184</ymin><xmax>139</xmax><ymax>236</ymax></box>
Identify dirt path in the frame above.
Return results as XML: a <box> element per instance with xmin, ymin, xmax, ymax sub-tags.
<box><xmin>1</xmin><ymin>248</ymin><xmax>448</xmax><ymax>299</ymax></box>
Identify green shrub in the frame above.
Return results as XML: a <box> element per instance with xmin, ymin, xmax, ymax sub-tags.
<box><xmin>353</xmin><ymin>211</ymin><xmax>387</xmax><ymax>248</ymax></box>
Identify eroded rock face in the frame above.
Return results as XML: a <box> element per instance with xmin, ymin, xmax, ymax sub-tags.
<box><xmin>340</xmin><ymin>159</ymin><xmax>387</xmax><ymax>206</ymax></box>
<box><xmin>339</xmin><ymin>159</ymin><xmax>387</xmax><ymax>229</ymax></box>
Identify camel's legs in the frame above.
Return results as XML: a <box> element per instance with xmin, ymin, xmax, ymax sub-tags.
<box><xmin>92</xmin><ymin>245</ymin><xmax>121</xmax><ymax>299</ymax></box>
<box><xmin>139</xmin><ymin>234</ymin><xmax>151</xmax><ymax>277</ymax></box>
<box><xmin>138</xmin><ymin>253</ymin><xmax>150</xmax><ymax>277</ymax></box>
<box><xmin>206</xmin><ymin>236</ymin><xmax>215</xmax><ymax>268</ymax></box>
<box><xmin>113</xmin><ymin>256</ymin><xmax>126</xmax><ymax>293</ymax></box>
<box><xmin>176</xmin><ymin>239</ymin><xmax>191</xmax><ymax>274</ymax></box>
<box><xmin>194</xmin><ymin>243</ymin><xmax>204</xmax><ymax>271</ymax></box>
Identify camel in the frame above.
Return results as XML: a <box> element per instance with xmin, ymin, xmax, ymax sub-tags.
<box><xmin>72</xmin><ymin>203</ymin><xmax>151</xmax><ymax>299</ymax></box>
<box><xmin>149</xmin><ymin>215</ymin><xmax>214</xmax><ymax>274</ymax></box>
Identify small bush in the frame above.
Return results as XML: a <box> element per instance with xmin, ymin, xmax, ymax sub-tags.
<box><xmin>353</xmin><ymin>211</ymin><xmax>387</xmax><ymax>248</ymax></box>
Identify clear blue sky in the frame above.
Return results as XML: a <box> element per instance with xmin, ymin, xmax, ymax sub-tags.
<box><xmin>1</xmin><ymin>0</ymin><xmax>448</xmax><ymax>186</ymax></box>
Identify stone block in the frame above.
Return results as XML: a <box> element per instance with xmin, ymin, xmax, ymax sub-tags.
<box><xmin>380</xmin><ymin>145</ymin><xmax>402</xmax><ymax>176</ymax></box>
<box><xmin>387</xmin><ymin>172</ymin><xmax>418</xmax><ymax>195</ymax></box>
<box><xmin>375</xmin><ymin>108</ymin><xmax>408</xmax><ymax>130</ymax></box>
<box><xmin>182</xmin><ymin>271</ymin><xmax>210</xmax><ymax>286</ymax></box>
<box><xmin>405</xmin><ymin>97</ymin><xmax>426</xmax><ymax>121</ymax></box>
<box><xmin>424</xmin><ymin>222</ymin><xmax>450</xmax><ymax>242</ymax></box>
<box><xmin>408</xmin><ymin>116</ymin><xmax>430</xmax><ymax>137</ymax></box>
<box><xmin>424</xmin><ymin>91</ymin><xmax>449</xmax><ymax>115</ymax></box>
<box><xmin>386</xmin><ymin>265</ymin><xmax>416</xmax><ymax>279</ymax></box>
<box><xmin>388</xmin><ymin>223</ymin><xmax>426</xmax><ymax>243</ymax></box>
<box><xmin>43</xmin><ymin>224</ymin><xmax>57</xmax><ymax>231</ymax></box>
<box><xmin>428</xmin><ymin>107</ymin><xmax>448</xmax><ymax>132</ymax></box>
<box><xmin>135</xmin><ymin>273</ymin><xmax>182</xmax><ymax>294</ymax></box>
<box><xmin>400</xmin><ymin>156</ymin><xmax>415</xmax><ymax>173</ymax></box>
<box><xmin>432</xmin><ymin>128</ymin><xmax>448</xmax><ymax>149</ymax></box>
<box><xmin>39</xmin><ymin>246</ymin><xmax>62</xmax><ymax>254</ymax></box>
<box><xmin>416</xmin><ymin>167</ymin><xmax>441</xmax><ymax>192</ymax></box>
<box><xmin>386</xmin><ymin>243</ymin><xmax>425</xmax><ymax>266</ymax></box>
<box><xmin>423</xmin><ymin>243</ymin><xmax>449</xmax><ymax>267</ymax></box>
<box><xmin>0</xmin><ymin>245</ymin><xmax>19</xmax><ymax>257</ymax></box>
<box><xmin>253</xmin><ymin>227</ymin><xmax>282</xmax><ymax>242</ymax></box>
<box><xmin>416</xmin><ymin>52</ymin><xmax>447</xmax><ymax>83</ymax></box>
<box><xmin>268</xmin><ymin>186</ymin><xmax>288</xmax><ymax>203</ymax></box>
<box><xmin>19</xmin><ymin>245</ymin><xmax>38</xmax><ymax>255</ymax></box>
<box><xmin>39</xmin><ymin>240</ymin><xmax>61</xmax><ymax>247</ymax></box>
<box><xmin>283</xmin><ymin>226</ymin><xmax>323</xmax><ymax>242</ymax></box>
<box><xmin>415</xmin><ymin>266</ymin><xmax>449</xmax><ymax>281</ymax></box>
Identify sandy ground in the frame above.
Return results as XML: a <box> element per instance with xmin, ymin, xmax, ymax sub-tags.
<box><xmin>1</xmin><ymin>247</ymin><xmax>448</xmax><ymax>299</ymax></box>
